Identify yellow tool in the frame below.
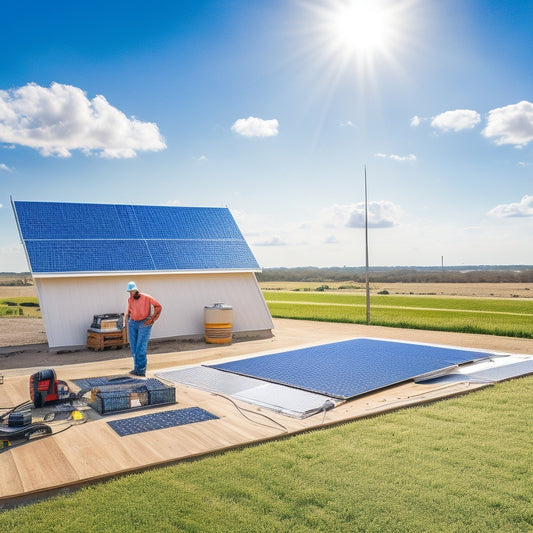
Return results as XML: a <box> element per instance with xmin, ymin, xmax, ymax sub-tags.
<box><xmin>70</xmin><ymin>410</ymin><xmax>84</xmax><ymax>421</ymax></box>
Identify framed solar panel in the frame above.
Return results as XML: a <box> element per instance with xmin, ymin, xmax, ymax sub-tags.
<box><xmin>13</xmin><ymin>201</ymin><xmax>260</xmax><ymax>274</ymax></box>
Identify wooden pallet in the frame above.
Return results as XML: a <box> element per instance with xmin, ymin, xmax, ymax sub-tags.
<box><xmin>87</xmin><ymin>329</ymin><xmax>128</xmax><ymax>351</ymax></box>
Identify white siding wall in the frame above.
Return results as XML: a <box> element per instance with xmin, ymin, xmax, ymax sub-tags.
<box><xmin>36</xmin><ymin>273</ymin><xmax>273</xmax><ymax>349</ymax></box>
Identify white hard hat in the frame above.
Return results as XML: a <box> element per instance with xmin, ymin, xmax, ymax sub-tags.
<box><xmin>126</xmin><ymin>281</ymin><xmax>138</xmax><ymax>292</ymax></box>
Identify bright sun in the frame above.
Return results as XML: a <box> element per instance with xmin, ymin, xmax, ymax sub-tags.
<box><xmin>334</xmin><ymin>1</ymin><xmax>389</xmax><ymax>52</ymax></box>
<box><xmin>293</xmin><ymin>0</ymin><xmax>417</xmax><ymax>103</ymax></box>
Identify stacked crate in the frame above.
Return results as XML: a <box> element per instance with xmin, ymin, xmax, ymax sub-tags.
<box><xmin>87</xmin><ymin>313</ymin><xmax>127</xmax><ymax>351</ymax></box>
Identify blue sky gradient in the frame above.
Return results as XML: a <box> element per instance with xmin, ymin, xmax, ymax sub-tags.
<box><xmin>1</xmin><ymin>0</ymin><xmax>532</xmax><ymax>271</ymax></box>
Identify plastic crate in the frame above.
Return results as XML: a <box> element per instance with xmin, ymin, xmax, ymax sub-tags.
<box><xmin>89</xmin><ymin>379</ymin><xmax>175</xmax><ymax>415</ymax></box>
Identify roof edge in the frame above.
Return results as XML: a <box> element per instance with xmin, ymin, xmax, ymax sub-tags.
<box><xmin>32</xmin><ymin>268</ymin><xmax>263</xmax><ymax>279</ymax></box>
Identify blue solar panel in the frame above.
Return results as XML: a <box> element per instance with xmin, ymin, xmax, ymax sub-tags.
<box><xmin>24</xmin><ymin>240</ymin><xmax>154</xmax><ymax>272</ymax></box>
<box><xmin>108</xmin><ymin>407</ymin><xmax>219</xmax><ymax>436</ymax></box>
<box><xmin>207</xmin><ymin>338</ymin><xmax>492</xmax><ymax>399</ymax></box>
<box><xmin>148</xmin><ymin>240</ymin><xmax>259</xmax><ymax>270</ymax></box>
<box><xmin>13</xmin><ymin>201</ymin><xmax>260</xmax><ymax>274</ymax></box>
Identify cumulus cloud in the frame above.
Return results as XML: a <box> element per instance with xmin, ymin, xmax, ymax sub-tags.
<box><xmin>431</xmin><ymin>109</ymin><xmax>481</xmax><ymax>132</ymax></box>
<box><xmin>321</xmin><ymin>202</ymin><xmax>401</xmax><ymax>229</ymax></box>
<box><xmin>374</xmin><ymin>152</ymin><xmax>416</xmax><ymax>162</ymax></box>
<box><xmin>488</xmin><ymin>195</ymin><xmax>533</xmax><ymax>218</ymax></box>
<box><xmin>253</xmin><ymin>236</ymin><xmax>287</xmax><ymax>246</ymax></box>
<box><xmin>0</xmin><ymin>163</ymin><xmax>12</xmax><ymax>172</ymax></box>
<box><xmin>390</xmin><ymin>153</ymin><xmax>416</xmax><ymax>162</ymax></box>
<box><xmin>346</xmin><ymin>201</ymin><xmax>400</xmax><ymax>228</ymax></box>
<box><xmin>410</xmin><ymin>115</ymin><xmax>421</xmax><ymax>127</ymax></box>
<box><xmin>231</xmin><ymin>116</ymin><xmax>279</xmax><ymax>137</ymax></box>
<box><xmin>0</xmin><ymin>82</ymin><xmax>166</xmax><ymax>158</ymax></box>
<box><xmin>482</xmin><ymin>101</ymin><xmax>533</xmax><ymax>148</ymax></box>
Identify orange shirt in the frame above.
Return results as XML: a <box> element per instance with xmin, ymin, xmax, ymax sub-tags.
<box><xmin>127</xmin><ymin>293</ymin><xmax>162</xmax><ymax>321</ymax></box>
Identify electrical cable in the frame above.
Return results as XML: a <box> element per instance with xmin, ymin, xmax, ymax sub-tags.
<box><xmin>0</xmin><ymin>403</ymin><xmax>88</xmax><ymax>454</ymax></box>
<box><xmin>363</xmin><ymin>381</ymin><xmax>478</xmax><ymax>412</ymax></box>
<box><xmin>0</xmin><ymin>401</ymin><xmax>34</xmax><ymax>422</ymax></box>
<box><xmin>210</xmin><ymin>393</ymin><xmax>288</xmax><ymax>433</ymax></box>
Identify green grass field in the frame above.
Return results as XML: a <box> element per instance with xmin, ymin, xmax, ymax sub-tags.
<box><xmin>0</xmin><ymin>297</ymin><xmax>41</xmax><ymax>318</ymax></box>
<box><xmin>263</xmin><ymin>291</ymin><xmax>533</xmax><ymax>338</ymax></box>
<box><xmin>1</xmin><ymin>377</ymin><xmax>531</xmax><ymax>531</ymax></box>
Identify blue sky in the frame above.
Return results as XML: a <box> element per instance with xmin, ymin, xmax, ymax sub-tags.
<box><xmin>1</xmin><ymin>0</ymin><xmax>532</xmax><ymax>271</ymax></box>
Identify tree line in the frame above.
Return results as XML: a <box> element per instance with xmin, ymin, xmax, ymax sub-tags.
<box><xmin>256</xmin><ymin>266</ymin><xmax>533</xmax><ymax>283</ymax></box>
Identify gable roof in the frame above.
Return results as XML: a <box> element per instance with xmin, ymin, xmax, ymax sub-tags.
<box><xmin>13</xmin><ymin>201</ymin><xmax>260</xmax><ymax>275</ymax></box>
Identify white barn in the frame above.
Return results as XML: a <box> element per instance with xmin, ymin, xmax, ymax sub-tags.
<box><xmin>12</xmin><ymin>200</ymin><xmax>273</xmax><ymax>350</ymax></box>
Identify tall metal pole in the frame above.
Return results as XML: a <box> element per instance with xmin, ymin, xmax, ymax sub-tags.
<box><xmin>364</xmin><ymin>165</ymin><xmax>370</xmax><ymax>324</ymax></box>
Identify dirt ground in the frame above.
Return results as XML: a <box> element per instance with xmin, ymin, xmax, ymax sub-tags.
<box><xmin>260</xmin><ymin>281</ymin><xmax>533</xmax><ymax>299</ymax></box>
<box><xmin>2</xmin><ymin>315</ymin><xmax>533</xmax><ymax>375</ymax></box>
<box><xmin>1</xmin><ymin>283</ymin><xmax>532</xmax><ymax>372</ymax></box>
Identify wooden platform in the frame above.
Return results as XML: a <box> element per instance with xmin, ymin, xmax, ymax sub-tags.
<box><xmin>87</xmin><ymin>329</ymin><xmax>128</xmax><ymax>351</ymax></box>
<box><xmin>2</xmin><ymin>319</ymin><xmax>532</xmax><ymax>506</ymax></box>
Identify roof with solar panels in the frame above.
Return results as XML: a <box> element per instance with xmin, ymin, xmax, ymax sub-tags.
<box><xmin>13</xmin><ymin>200</ymin><xmax>260</xmax><ymax>276</ymax></box>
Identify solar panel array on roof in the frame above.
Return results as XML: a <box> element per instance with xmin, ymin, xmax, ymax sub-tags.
<box><xmin>13</xmin><ymin>201</ymin><xmax>260</xmax><ymax>274</ymax></box>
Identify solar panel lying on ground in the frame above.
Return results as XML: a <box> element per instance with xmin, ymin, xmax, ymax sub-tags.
<box><xmin>107</xmin><ymin>407</ymin><xmax>219</xmax><ymax>436</ymax></box>
<box><xmin>156</xmin><ymin>366</ymin><xmax>339</xmax><ymax>419</ymax></box>
<box><xmin>13</xmin><ymin>201</ymin><xmax>260</xmax><ymax>274</ymax></box>
<box><xmin>207</xmin><ymin>338</ymin><xmax>494</xmax><ymax>400</ymax></box>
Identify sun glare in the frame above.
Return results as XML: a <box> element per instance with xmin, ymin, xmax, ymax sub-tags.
<box><xmin>291</xmin><ymin>0</ymin><xmax>419</xmax><ymax>111</ymax></box>
<box><xmin>334</xmin><ymin>1</ymin><xmax>389</xmax><ymax>52</ymax></box>
<box><xmin>298</xmin><ymin>0</ymin><xmax>416</xmax><ymax>67</ymax></box>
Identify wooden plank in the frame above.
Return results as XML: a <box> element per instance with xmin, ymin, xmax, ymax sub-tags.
<box><xmin>11</xmin><ymin>438</ymin><xmax>79</xmax><ymax>493</ymax></box>
<box><xmin>0</xmin><ymin>451</ymin><xmax>24</xmax><ymax>497</ymax></box>
<box><xmin>1</xmin><ymin>321</ymin><xmax>521</xmax><ymax>504</ymax></box>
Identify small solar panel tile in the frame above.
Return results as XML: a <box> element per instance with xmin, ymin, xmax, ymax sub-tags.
<box><xmin>13</xmin><ymin>201</ymin><xmax>260</xmax><ymax>274</ymax></box>
<box><xmin>72</xmin><ymin>375</ymin><xmax>149</xmax><ymax>389</ymax></box>
<box><xmin>207</xmin><ymin>338</ymin><xmax>492</xmax><ymax>399</ymax></box>
<box><xmin>107</xmin><ymin>407</ymin><xmax>219</xmax><ymax>436</ymax></box>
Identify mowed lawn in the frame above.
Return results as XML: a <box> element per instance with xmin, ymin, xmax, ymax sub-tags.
<box><xmin>0</xmin><ymin>377</ymin><xmax>531</xmax><ymax>532</ymax></box>
<box><xmin>263</xmin><ymin>291</ymin><xmax>533</xmax><ymax>338</ymax></box>
<box><xmin>0</xmin><ymin>290</ymin><xmax>531</xmax><ymax>530</ymax></box>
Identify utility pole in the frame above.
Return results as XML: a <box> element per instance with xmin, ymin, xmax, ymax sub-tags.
<box><xmin>364</xmin><ymin>165</ymin><xmax>370</xmax><ymax>325</ymax></box>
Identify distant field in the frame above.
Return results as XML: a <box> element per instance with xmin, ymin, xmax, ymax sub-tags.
<box><xmin>259</xmin><ymin>281</ymin><xmax>533</xmax><ymax>299</ymax></box>
<box><xmin>0</xmin><ymin>296</ymin><xmax>41</xmax><ymax>318</ymax></box>
<box><xmin>262</xmin><ymin>290</ymin><xmax>533</xmax><ymax>338</ymax></box>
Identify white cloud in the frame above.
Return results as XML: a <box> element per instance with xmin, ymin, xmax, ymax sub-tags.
<box><xmin>410</xmin><ymin>115</ymin><xmax>421</xmax><ymax>127</ymax></box>
<box><xmin>389</xmin><ymin>153</ymin><xmax>416</xmax><ymax>162</ymax></box>
<box><xmin>0</xmin><ymin>82</ymin><xmax>166</xmax><ymax>158</ymax></box>
<box><xmin>431</xmin><ymin>109</ymin><xmax>481</xmax><ymax>132</ymax></box>
<box><xmin>482</xmin><ymin>101</ymin><xmax>533</xmax><ymax>148</ymax></box>
<box><xmin>0</xmin><ymin>163</ymin><xmax>12</xmax><ymax>172</ymax></box>
<box><xmin>488</xmin><ymin>195</ymin><xmax>533</xmax><ymax>218</ymax></box>
<box><xmin>231</xmin><ymin>116</ymin><xmax>279</xmax><ymax>137</ymax></box>
<box><xmin>346</xmin><ymin>201</ymin><xmax>401</xmax><ymax>228</ymax></box>
<box><xmin>321</xmin><ymin>202</ymin><xmax>401</xmax><ymax>229</ymax></box>
<box><xmin>374</xmin><ymin>152</ymin><xmax>416</xmax><ymax>162</ymax></box>
<box><xmin>253</xmin><ymin>236</ymin><xmax>287</xmax><ymax>246</ymax></box>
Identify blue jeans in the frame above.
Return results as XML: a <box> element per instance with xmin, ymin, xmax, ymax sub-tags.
<box><xmin>128</xmin><ymin>318</ymin><xmax>153</xmax><ymax>373</ymax></box>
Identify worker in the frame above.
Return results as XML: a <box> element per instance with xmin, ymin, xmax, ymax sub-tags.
<box><xmin>126</xmin><ymin>281</ymin><xmax>162</xmax><ymax>376</ymax></box>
